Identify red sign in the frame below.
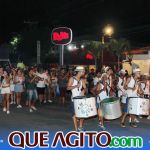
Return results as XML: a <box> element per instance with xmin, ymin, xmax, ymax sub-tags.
<box><xmin>51</xmin><ymin>27</ymin><xmax>72</xmax><ymax>45</ymax></box>
<box><xmin>86</xmin><ymin>53</ymin><xmax>94</xmax><ymax>60</ymax></box>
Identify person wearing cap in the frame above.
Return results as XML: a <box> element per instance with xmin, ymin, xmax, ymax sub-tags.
<box><xmin>121</xmin><ymin>67</ymin><xmax>143</xmax><ymax>128</ymax></box>
<box><xmin>92</xmin><ymin>73</ymin><xmax>108</xmax><ymax>130</ymax></box>
<box><xmin>105</xmin><ymin>66</ymin><xmax>115</xmax><ymax>97</ymax></box>
<box><xmin>140</xmin><ymin>73</ymin><xmax>150</xmax><ymax>119</ymax></box>
<box><xmin>117</xmin><ymin>69</ymin><xmax>127</xmax><ymax>104</ymax></box>
<box><xmin>67</xmin><ymin>66</ymin><xmax>87</xmax><ymax>131</ymax></box>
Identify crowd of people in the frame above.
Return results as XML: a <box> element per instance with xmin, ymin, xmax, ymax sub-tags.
<box><xmin>0</xmin><ymin>64</ymin><xmax>149</xmax><ymax>132</ymax></box>
<box><xmin>0</xmin><ymin>65</ymin><xmax>70</xmax><ymax>114</ymax></box>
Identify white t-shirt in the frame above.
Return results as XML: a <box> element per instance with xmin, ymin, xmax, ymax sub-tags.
<box><xmin>93</xmin><ymin>77</ymin><xmax>101</xmax><ymax>86</ymax></box>
<box><xmin>36</xmin><ymin>73</ymin><xmax>47</xmax><ymax>88</ymax></box>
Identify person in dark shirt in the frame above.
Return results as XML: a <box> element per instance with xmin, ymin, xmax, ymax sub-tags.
<box><xmin>26</xmin><ymin>68</ymin><xmax>38</xmax><ymax>112</ymax></box>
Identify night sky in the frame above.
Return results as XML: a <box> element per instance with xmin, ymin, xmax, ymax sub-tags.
<box><xmin>0</xmin><ymin>0</ymin><xmax>150</xmax><ymax>48</ymax></box>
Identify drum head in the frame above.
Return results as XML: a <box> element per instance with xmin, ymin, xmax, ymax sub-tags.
<box><xmin>102</xmin><ymin>97</ymin><xmax>118</xmax><ymax>104</ymax></box>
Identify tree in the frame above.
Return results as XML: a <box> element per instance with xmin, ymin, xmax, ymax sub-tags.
<box><xmin>108</xmin><ymin>38</ymin><xmax>130</xmax><ymax>69</ymax></box>
<box><xmin>84</xmin><ymin>41</ymin><xmax>108</xmax><ymax>69</ymax></box>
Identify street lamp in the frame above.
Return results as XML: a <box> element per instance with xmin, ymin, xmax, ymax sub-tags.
<box><xmin>101</xmin><ymin>24</ymin><xmax>114</xmax><ymax>66</ymax></box>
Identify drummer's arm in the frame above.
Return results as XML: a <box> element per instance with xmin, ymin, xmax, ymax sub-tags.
<box><xmin>124</xmin><ymin>77</ymin><xmax>130</xmax><ymax>90</ymax></box>
<box><xmin>67</xmin><ymin>77</ymin><xmax>77</xmax><ymax>90</ymax></box>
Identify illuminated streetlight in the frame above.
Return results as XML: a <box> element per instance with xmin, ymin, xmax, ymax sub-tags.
<box><xmin>103</xmin><ymin>24</ymin><xmax>114</xmax><ymax>36</ymax></box>
<box><xmin>68</xmin><ymin>45</ymin><xmax>73</xmax><ymax>51</ymax></box>
<box><xmin>101</xmin><ymin>24</ymin><xmax>114</xmax><ymax>66</ymax></box>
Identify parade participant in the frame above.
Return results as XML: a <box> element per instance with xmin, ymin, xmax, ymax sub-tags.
<box><xmin>93</xmin><ymin>71</ymin><xmax>101</xmax><ymax>86</ymax></box>
<box><xmin>87</xmin><ymin>68</ymin><xmax>95</xmax><ymax>94</ymax></box>
<box><xmin>67</xmin><ymin>66</ymin><xmax>86</xmax><ymax>131</ymax></box>
<box><xmin>58</xmin><ymin>68</ymin><xmax>67</xmax><ymax>105</ymax></box>
<box><xmin>1</xmin><ymin>71</ymin><xmax>11</xmax><ymax>114</ymax></box>
<box><xmin>105</xmin><ymin>66</ymin><xmax>115</xmax><ymax>97</ymax></box>
<box><xmin>121</xmin><ymin>68</ymin><xmax>143</xmax><ymax>128</ymax></box>
<box><xmin>14</xmin><ymin>69</ymin><xmax>25</xmax><ymax>108</ymax></box>
<box><xmin>140</xmin><ymin>73</ymin><xmax>150</xmax><ymax>119</ymax></box>
<box><xmin>50</xmin><ymin>72</ymin><xmax>58</xmax><ymax>100</ymax></box>
<box><xmin>36</xmin><ymin>67</ymin><xmax>47</xmax><ymax>104</ymax></box>
<box><xmin>44</xmin><ymin>69</ymin><xmax>52</xmax><ymax>103</ymax></box>
<box><xmin>26</xmin><ymin>68</ymin><xmax>38</xmax><ymax>112</ymax></box>
<box><xmin>42</xmin><ymin>69</ymin><xmax>52</xmax><ymax>104</ymax></box>
<box><xmin>10</xmin><ymin>68</ymin><xmax>16</xmax><ymax>104</ymax></box>
<box><xmin>117</xmin><ymin>69</ymin><xmax>127</xmax><ymax>102</ymax></box>
<box><xmin>92</xmin><ymin>73</ymin><xmax>108</xmax><ymax>130</ymax></box>
<box><xmin>0</xmin><ymin>66</ymin><xmax>4</xmax><ymax>104</ymax></box>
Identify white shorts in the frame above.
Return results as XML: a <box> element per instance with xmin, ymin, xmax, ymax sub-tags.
<box><xmin>10</xmin><ymin>84</ymin><xmax>15</xmax><ymax>92</ymax></box>
<box><xmin>1</xmin><ymin>87</ymin><xmax>11</xmax><ymax>94</ymax></box>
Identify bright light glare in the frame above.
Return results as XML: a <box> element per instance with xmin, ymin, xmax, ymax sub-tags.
<box><xmin>81</xmin><ymin>45</ymin><xmax>84</xmax><ymax>48</ymax></box>
<box><xmin>103</xmin><ymin>24</ymin><xmax>114</xmax><ymax>36</ymax></box>
<box><xmin>68</xmin><ymin>45</ymin><xmax>73</xmax><ymax>51</ymax></box>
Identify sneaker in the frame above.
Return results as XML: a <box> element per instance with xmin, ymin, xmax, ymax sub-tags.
<box><xmin>17</xmin><ymin>105</ymin><xmax>22</xmax><ymax>108</ymax></box>
<box><xmin>134</xmin><ymin>118</ymin><xmax>140</xmax><ymax>123</ymax></box>
<box><xmin>99</xmin><ymin>125</ymin><xmax>106</xmax><ymax>130</ymax></box>
<box><xmin>130</xmin><ymin>122</ymin><xmax>137</xmax><ymax>128</ymax></box>
<box><xmin>121</xmin><ymin>123</ymin><xmax>126</xmax><ymax>128</ymax></box>
<box><xmin>13</xmin><ymin>101</ymin><xmax>16</xmax><ymax>104</ymax></box>
<box><xmin>31</xmin><ymin>106</ymin><xmax>37</xmax><ymax>111</ymax></box>
<box><xmin>44</xmin><ymin>100</ymin><xmax>47</xmax><ymax>104</ymax></box>
<box><xmin>139</xmin><ymin>116</ymin><xmax>143</xmax><ymax>119</ymax></box>
<box><xmin>10</xmin><ymin>101</ymin><xmax>14</xmax><ymax>105</ymax></box>
<box><xmin>147</xmin><ymin>116</ymin><xmax>150</xmax><ymax>120</ymax></box>
<box><xmin>6</xmin><ymin>111</ymin><xmax>10</xmax><ymax>114</ymax></box>
<box><xmin>48</xmin><ymin>100</ymin><xmax>53</xmax><ymax>103</ymax></box>
<box><xmin>3</xmin><ymin>107</ymin><xmax>6</xmax><ymax>112</ymax></box>
<box><xmin>29</xmin><ymin>109</ymin><xmax>33</xmax><ymax>112</ymax></box>
<box><xmin>77</xmin><ymin>127</ymin><xmax>85</xmax><ymax>132</ymax></box>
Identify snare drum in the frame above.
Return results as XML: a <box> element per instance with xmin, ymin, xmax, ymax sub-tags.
<box><xmin>128</xmin><ymin>97</ymin><xmax>149</xmax><ymax>115</ymax></box>
<box><xmin>102</xmin><ymin>97</ymin><xmax>122</xmax><ymax>120</ymax></box>
<box><xmin>73</xmin><ymin>96</ymin><xmax>97</xmax><ymax>118</ymax></box>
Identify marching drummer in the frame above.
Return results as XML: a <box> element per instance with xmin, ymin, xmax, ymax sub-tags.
<box><xmin>140</xmin><ymin>73</ymin><xmax>150</xmax><ymax>119</ymax></box>
<box><xmin>67</xmin><ymin>66</ymin><xmax>87</xmax><ymax>131</ymax></box>
<box><xmin>117</xmin><ymin>69</ymin><xmax>126</xmax><ymax>97</ymax></box>
<box><xmin>121</xmin><ymin>68</ymin><xmax>143</xmax><ymax>128</ymax></box>
<box><xmin>95</xmin><ymin>73</ymin><xmax>109</xmax><ymax>130</ymax></box>
<box><xmin>105</xmin><ymin>66</ymin><xmax>115</xmax><ymax>97</ymax></box>
<box><xmin>117</xmin><ymin>69</ymin><xmax>127</xmax><ymax>106</ymax></box>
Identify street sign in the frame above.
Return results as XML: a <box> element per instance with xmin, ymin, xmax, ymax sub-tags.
<box><xmin>51</xmin><ymin>27</ymin><xmax>73</xmax><ymax>66</ymax></box>
<box><xmin>51</xmin><ymin>27</ymin><xmax>72</xmax><ymax>45</ymax></box>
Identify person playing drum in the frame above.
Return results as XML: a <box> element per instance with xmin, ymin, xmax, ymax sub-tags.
<box><xmin>121</xmin><ymin>68</ymin><xmax>143</xmax><ymax>128</ymax></box>
<box><xmin>67</xmin><ymin>66</ymin><xmax>86</xmax><ymax>131</ymax></box>
<box><xmin>105</xmin><ymin>66</ymin><xmax>115</xmax><ymax>97</ymax></box>
<box><xmin>94</xmin><ymin>73</ymin><xmax>108</xmax><ymax>130</ymax></box>
<box><xmin>117</xmin><ymin>69</ymin><xmax>127</xmax><ymax>109</ymax></box>
<box><xmin>140</xmin><ymin>73</ymin><xmax>150</xmax><ymax>119</ymax></box>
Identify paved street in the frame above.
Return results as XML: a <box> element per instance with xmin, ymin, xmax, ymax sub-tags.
<box><xmin>0</xmin><ymin>101</ymin><xmax>149</xmax><ymax>135</ymax></box>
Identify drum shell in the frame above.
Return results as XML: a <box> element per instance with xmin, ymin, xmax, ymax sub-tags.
<box><xmin>102</xmin><ymin>98</ymin><xmax>122</xmax><ymax>120</ymax></box>
<box><xmin>128</xmin><ymin>97</ymin><xmax>149</xmax><ymax>115</ymax></box>
<box><xmin>73</xmin><ymin>97</ymin><xmax>97</xmax><ymax>118</ymax></box>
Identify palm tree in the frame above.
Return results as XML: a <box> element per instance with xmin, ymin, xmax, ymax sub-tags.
<box><xmin>84</xmin><ymin>41</ymin><xmax>108</xmax><ymax>69</ymax></box>
<box><xmin>108</xmin><ymin>38</ymin><xmax>130</xmax><ymax>70</ymax></box>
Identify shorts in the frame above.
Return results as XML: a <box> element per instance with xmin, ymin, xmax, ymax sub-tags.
<box><xmin>122</xmin><ymin>97</ymin><xmax>129</xmax><ymax>113</ymax></box>
<box><xmin>1</xmin><ymin>87</ymin><xmax>11</xmax><ymax>94</ymax></box>
<box><xmin>27</xmin><ymin>89</ymin><xmax>38</xmax><ymax>101</ymax></box>
<box><xmin>14</xmin><ymin>84</ymin><xmax>23</xmax><ymax>93</ymax></box>
<box><xmin>59</xmin><ymin>87</ymin><xmax>66</xmax><ymax>97</ymax></box>
<box><xmin>36</xmin><ymin>87</ymin><xmax>45</xmax><ymax>95</ymax></box>
<box><xmin>10</xmin><ymin>84</ymin><xmax>15</xmax><ymax>92</ymax></box>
